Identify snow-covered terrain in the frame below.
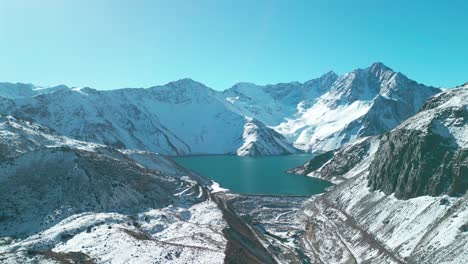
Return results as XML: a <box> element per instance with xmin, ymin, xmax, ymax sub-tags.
<box><xmin>0</xmin><ymin>64</ymin><xmax>465</xmax><ymax>264</ymax></box>
<box><xmin>222</xmin><ymin>71</ymin><xmax>338</xmax><ymax>126</ymax></box>
<box><xmin>290</xmin><ymin>87</ymin><xmax>468</xmax><ymax>263</ymax></box>
<box><xmin>237</xmin><ymin>117</ymin><xmax>299</xmax><ymax>156</ymax></box>
<box><xmin>0</xmin><ymin>63</ymin><xmax>440</xmax><ymax>155</ymax></box>
<box><xmin>273</xmin><ymin>63</ymin><xmax>440</xmax><ymax>152</ymax></box>
<box><xmin>0</xmin><ymin>115</ymin><xmax>229</xmax><ymax>263</ymax></box>
<box><xmin>221</xmin><ymin>63</ymin><xmax>440</xmax><ymax>152</ymax></box>
<box><xmin>0</xmin><ymin>83</ymin><xmax>69</xmax><ymax>99</ymax></box>
<box><xmin>0</xmin><ymin>79</ymin><xmax>295</xmax><ymax>156</ymax></box>
<box><xmin>289</xmin><ymin>136</ymin><xmax>380</xmax><ymax>184</ymax></box>
<box><xmin>2</xmin><ymin>201</ymin><xmax>227</xmax><ymax>264</ymax></box>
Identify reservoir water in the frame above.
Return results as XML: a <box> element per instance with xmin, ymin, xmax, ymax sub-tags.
<box><xmin>174</xmin><ymin>154</ymin><xmax>333</xmax><ymax>196</ymax></box>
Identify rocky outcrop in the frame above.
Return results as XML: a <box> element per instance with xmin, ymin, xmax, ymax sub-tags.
<box><xmin>290</xmin><ymin>136</ymin><xmax>379</xmax><ymax>183</ymax></box>
<box><xmin>368</xmin><ymin>87</ymin><xmax>467</xmax><ymax>199</ymax></box>
<box><xmin>287</xmin><ymin>150</ymin><xmax>334</xmax><ymax>175</ymax></box>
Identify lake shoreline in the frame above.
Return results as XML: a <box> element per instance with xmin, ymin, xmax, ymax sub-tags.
<box><xmin>174</xmin><ymin>154</ymin><xmax>333</xmax><ymax>196</ymax></box>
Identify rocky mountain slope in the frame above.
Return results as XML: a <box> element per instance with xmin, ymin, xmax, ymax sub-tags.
<box><xmin>291</xmin><ymin>87</ymin><xmax>467</xmax><ymax>263</ymax></box>
<box><xmin>368</xmin><ymin>86</ymin><xmax>467</xmax><ymax>199</ymax></box>
<box><xmin>0</xmin><ymin>115</ymin><xmax>229</xmax><ymax>263</ymax></box>
<box><xmin>289</xmin><ymin>136</ymin><xmax>380</xmax><ymax>183</ymax></box>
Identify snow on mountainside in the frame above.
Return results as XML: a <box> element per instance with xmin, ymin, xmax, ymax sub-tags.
<box><xmin>0</xmin><ymin>115</ymin><xmax>228</xmax><ymax>263</ymax></box>
<box><xmin>223</xmin><ymin>71</ymin><xmax>338</xmax><ymax>126</ymax></box>
<box><xmin>289</xmin><ymin>136</ymin><xmax>380</xmax><ymax>183</ymax></box>
<box><xmin>222</xmin><ymin>63</ymin><xmax>440</xmax><ymax>153</ymax></box>
<box><xmin>0</xmin><ymin>83</ymin><xmax>69</xmax><ymax>99</ymax></box>
<box><xmin>0</xmin><ymin>114</ymin><xmax>192</xmax><ymax>178</ymax></box>
<box><xmin>237</xmin><ymin>117</ymin><xmax>299</xmax><ymax>156</ymax></box>
<box><xmin>0</xmin><ymin>63</ymin><xmax>440</xmax><ymax>155</ymax></box>
<box><xmin>274</xmin><ymin>63</ymin><xmax>441</xmax><ymax>152</ymax></box>
<box><xmin>368</xmin><ymin>86</ymin><xmax>468</xmax><ymax>199</ymax></box>
<box><xmin>292</xmin><ymin>87</ymin><xmax>467</xmax><ymax>263</ymax></box>
<box><xmin>0</xmin><ymin>79</ymin><xmax>295</xmax><ymax>156</ymax></box>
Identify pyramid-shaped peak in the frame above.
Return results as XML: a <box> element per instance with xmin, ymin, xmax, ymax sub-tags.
<box><xmin>320</xmin><ymin>70</ymin><xmax>338</xmax><ymax>79</ymax></box>
<box><xmin>368</xmin><ymin>62</ymin><xmax>394</xmax><ymax>73</ymax></box>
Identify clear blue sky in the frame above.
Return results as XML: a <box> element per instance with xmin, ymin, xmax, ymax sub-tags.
<box><xmin>0</xmin><ymin>0</ymin><xmax>467</xmax><ymax>90</ymax></box>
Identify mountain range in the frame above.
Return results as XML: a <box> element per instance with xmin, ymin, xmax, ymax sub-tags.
<box><xmin>0</xmin><ymin>63</ymin><xmax>440</xmax><ymax>156</ymax></box>
<box><xmin>0</xmin><ymin>63</ymin><xmax>466</xmax><ymax>264</ymax></box>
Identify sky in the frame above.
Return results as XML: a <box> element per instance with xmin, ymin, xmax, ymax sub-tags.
<box><xmin>0</xmin><ymin>0</ymin><xmax>467</xmax><ymax>90</ymax></box>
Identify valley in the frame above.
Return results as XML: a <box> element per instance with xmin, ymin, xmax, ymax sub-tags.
<box><xmin>0</xmin><ymin>64</ymin><xmax>466</xmax><ymax>264</ymax></box>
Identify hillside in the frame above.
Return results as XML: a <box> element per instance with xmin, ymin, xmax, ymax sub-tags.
<box><xmin>0</xmin><ymin>115</ymin><xmax>228</xmax><ymax>263</ymax></box>
<box><xmin>290</xmin><ymin>87</ymin><xmax>467</xmax><ymax>263</ymax></box>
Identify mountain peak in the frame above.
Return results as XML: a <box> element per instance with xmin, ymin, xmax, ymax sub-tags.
<box><xmin>320</xmin><ymin>70</ymin><xmax>338</xmax><ymax>80</ymax></box>
<box><xmin>0</xmin><ymin>82</ymin><xmax>69</xmax><ymax>99</ymax></box>
<box><xmin>168</xmin><ymin>78</ymin><xmax>214</xmax><ymax>91</ymax></box>
<box><xmin>171</xmin><ymin>78</ymin><xmax>202</xmax><ymax>85</ymax></box>
<box><xmin>458</xmin><ymin>82</ymin><xmax>468</xmax><ymax>88</ymax></box>
<box><xmin>368</xmin><ymin>62</ymin><xmax>393</xmax><ymax>73</ymax></box>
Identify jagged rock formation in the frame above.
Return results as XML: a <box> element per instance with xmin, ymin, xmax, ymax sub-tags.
<box><xmin>368</xmin><ymin>87</ymin><xmax>467</xmax><ymax>199</ymax></box>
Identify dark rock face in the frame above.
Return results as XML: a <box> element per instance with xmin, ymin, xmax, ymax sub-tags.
<box><xmin>303</xmin><ymin>150</ymin><xmax>335</xmax><ymax>174</ymax></box>
<box><xmin>368</xmin><ymin>109</ymin><xmax>467</xmax><ymax>199</ymax></box>
<box><xmin>315</xmin><ymin>138</ymin><xmax>373</xmax><ymax>180</ymax></box>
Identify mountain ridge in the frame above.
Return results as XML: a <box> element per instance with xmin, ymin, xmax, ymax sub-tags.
<box><xmin>0</xmin><ymin>63</ymin><xmax>446</xmax><ymax>155</ymax></box>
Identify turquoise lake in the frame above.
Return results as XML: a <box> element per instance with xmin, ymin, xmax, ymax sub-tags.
<box><xmin>174</xmin><ymin>154</ymin><xmax>333</xmax><ymax>196</ymax></box>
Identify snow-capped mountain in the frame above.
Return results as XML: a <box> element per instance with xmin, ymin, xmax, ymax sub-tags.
<box><xmin>0</xmin><ymin>63</ymin><xmax>441</xmax><ymax>155</ymax></box>
<box><xmin>273</xmin><ymin>63</ymin><xmax>441</xmax><ymax>152</ymax></box>
<box><xmin>0</xmin><ymin>115</ymin><xmax>228</xmax><ymax>263</ymax></box>
<box><xmin>223</xmin><ymin>71</ymin><xmax>338</xmax><ymax>126</ymax></box>
<box><xmin>237</xmin><ymin>117</ymin><xmax>299</xmax><ymax>156</ymax></box>
<box><xmin>222</xmin><ymin>63</ymin><xmax>440</xmax><ymax>152</ymax></box>
<box><xmin>290</xmin><ymin>86</ymin><xmax>467</xmax><ymax>263</ymax></box>
<box><xmin>0</xmin><ymin>79</ymin><xmax>295</xmax><ymax>156</ymax></box>
<box><xmin>0</xmin><ymin>82</ymin><xmax>69</xmax><ymax>99</ymax></box>
<box><xmin>0</xmin><ymin>71</ymin><xmax>465</xmax><ymax>263</ymax></box>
